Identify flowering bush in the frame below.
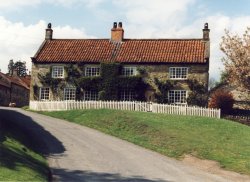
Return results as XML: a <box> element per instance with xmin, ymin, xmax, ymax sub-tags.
<box><xmin>209</xmin><ymin>89</ymin><xmax>234</xmax><ymax>114</ymax></box>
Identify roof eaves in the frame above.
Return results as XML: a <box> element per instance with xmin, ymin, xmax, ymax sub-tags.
<box><xmin>32</xmin><ymin>40</ymin><xmax>47</xmax><ymax>62</ymax></box>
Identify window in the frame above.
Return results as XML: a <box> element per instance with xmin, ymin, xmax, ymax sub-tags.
<box><xmin>83</xmin><ymin>90</ymin><xmax>98</xmax><ymax>100</ymax></box>
<box><xmin>39</xmin><ymin>87</ymin><xmax>50</xmax><ymax>100</ymax></box>
<box><xmin>169</xmin><ymin>67</ymin><xmax>188</xmax><ymax>79</ymax></box>
<box><xmin>120</xmin><ymin>89</ymin><xmax>136</xmax><ymax>101</ymax></box>
<box><xmin>64</xmin><ymin>88</ymin><xmax>76</xmax><ymax>100</ymax></box>
<box><xmin>122</xmin><ymin>67</ymin><xmax>137</xmax><ymax>76</ymax></box>
<box><xmin>168</xmin><ymin>90</ymin><xmax>187</xmax><ymax>104</ymax></box>
<box><xmin>52</xmin><ymin>66</ymin><xmax>64</xmax><ymax>78</ymax></box>
<box><xmin>85</xmin><ymin>66</ymin><xmax>100</xmax><ymax>77</ymax></box>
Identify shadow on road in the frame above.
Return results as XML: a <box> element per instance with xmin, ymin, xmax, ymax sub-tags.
<box><xmin>0</xmin><ymin>108</ymin><xmax>65</xmax><ymax>166</ymax></box>
<box><xmin>52</xmin><ymin>168</ymin><xmax>170</xmax><ymax>182</ymax></box>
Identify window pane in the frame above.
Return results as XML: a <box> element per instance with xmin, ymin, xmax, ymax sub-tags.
<box><xmin>122</xmin><ymin>67</ymin><xmax>136</xmax><ymax>76</ymax></box>
<box><xmin>120</xmin><ymin>89</ymin><xmax>135</xmax><ymax>101</ymax></box>
<box><xmin>64</xmin><ymin>88</ymin><xmax>76</xmax><ymax>100</ymax></box>
<box><xmin>40</xmin><ymin>87</ymin><xmax>49</xmax><ymax>100</ymax></box>
<box><xmin>168</xmin><ymin>90</ymin><xmax>187</xmax><ymax>104</ymax></box>
<box><xmin>169</xmin><ymin>67</ymin><xmax>188</xmax><ymax>79</ymax></box>
<box><xmin>85</xmin><ymin>66</ymin><xmax>100</xmax><ymax>76</ymax></box>
<box><xmin>52</xmin><ymin>66</ymin><xmax>64</xmax><ymax>78</ymax></box>
<box><xmin>84</xmin><ymin>90</ymin><xmax>98</xmax><ymax>100</ymax></box>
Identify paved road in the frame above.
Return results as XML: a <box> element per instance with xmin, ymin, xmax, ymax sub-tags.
<box><xmin>0</xmin><ymin>107</ymin><xmax>247</xmax><ymax>182</ymax></box>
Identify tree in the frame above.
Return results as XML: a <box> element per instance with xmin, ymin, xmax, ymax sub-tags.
<box><xmin>8</xmin><ymin>59</ymin><xmax>14</xmax><ymax>75</ymax></box>
<box><xmin>8</xmin><ymin>60</ymin><xmax>27</xmax><ymax>77</ymax></box>
<box><xmin>14</xmin><ymin>61</ymin><xmax>27</xmax><ymax>77</ymax></box>
<box><xmin>220</xmin><ymin>28</ymin><xmax>250</xmax><ymax>92</ymax></box>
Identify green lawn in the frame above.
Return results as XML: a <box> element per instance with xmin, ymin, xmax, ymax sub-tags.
<box><xmin>39</xmin><ymin>109</ymin><xmax>250</xmax><ymax>175</ymax></box>
<box><xmin>0</xmin><ymin>124</ymin><xmax>49</xmax><ymax>181</ymax></box>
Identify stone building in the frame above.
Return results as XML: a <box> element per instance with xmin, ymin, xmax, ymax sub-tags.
<box><xmin>0</xmin><ymin>72</ymin><xmax>11</xmax><ymax>106</ymax></box>
<box><xmin>0</xmin><ymin>71</ymin><xmax>30</xmax><ymax>107</ymax></box>
<box><xmin>30</xmin><ymin>22</ymin><xmax>210</xmax><ymax>104</ymax></box>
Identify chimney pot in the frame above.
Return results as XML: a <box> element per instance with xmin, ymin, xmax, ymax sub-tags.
<box><xmin>48</xmin><ymin>23</ymin><xmax>52</xmax><ymax>29</ymax></box>
<box><xmin>45</xmin><ymin>23</ymin><xmax>53</xmax><ymax>40</ymax></box>
<box><xmin>111</xmin><ymin>22</ymin><xmax>124</xmax><ymax>42</ymax></box>
<box><xmin>118</xmin><ymin>22</ymin><xmax>122</xmax><ymax>28</ymax></box>
<box><xmin>203</xmin><ymin>22</ymin><xmax>210</xmax><ymax>41</ymax></box>
<box><xmin>113</xmin><ymin>22</ymin><xmax>117</xmax><ymax>28</ymax></box>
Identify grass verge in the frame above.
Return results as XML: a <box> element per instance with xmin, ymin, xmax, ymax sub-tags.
<box><xmin>38</xmin><ymin>109</ymin><xmax>250</xmax><ymax>175</ymax></box>
<box><xmin>0</xmin><ymin>122</ymin><xmax>49</xmax><ymax>181</ymax></box>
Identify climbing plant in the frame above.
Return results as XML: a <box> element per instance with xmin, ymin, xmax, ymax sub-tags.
<box><xmin>38</xmin><ymin>63</ymin><xmax>148</xmax><ymax>101</ymax></box>
<box><xmin>154</xmin><ymin>78</ymin><xmax>175</xmax><ymax>103</ymax></box>
<box><xmin>187</xmin><ymin>79</ymin><xmax>208</xmax><ymax>107</ymax></box>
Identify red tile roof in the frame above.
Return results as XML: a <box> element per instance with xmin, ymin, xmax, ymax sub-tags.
<box><xmin>33</xmin><ymin>39</ymin><xmax>207</xmax><ymax>64</ymax></box>
<box><xmin>0</xmin><ymin>72</ymin><xmax>11</xmax><ymax>88</ymax></box>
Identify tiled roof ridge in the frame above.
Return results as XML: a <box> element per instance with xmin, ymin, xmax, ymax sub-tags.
<box><xmin>47</xmin><ymin>38</ymin><xmax>203</xmax><ymax>41</ymax></box>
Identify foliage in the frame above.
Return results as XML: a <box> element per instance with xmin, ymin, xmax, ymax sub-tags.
<box><xmin>187</xmin><ymin>79</ymin><xmax>208</xmax><ymax>107</ymax></box>
<box><xmin>100</xmin><ymin>63</ymin><xmax>121</xmax><ymax>100</ymax></box>
<box><xmin>220</xmin><ymin>28</ymin><xmax>250</xmax><ymax>91</ymax></box>
<box><xmin>8</xmin><ymin>59</ymin><xmax>14</xmax><ymax>75</ymax></box>
<box><xmin>38</xmin><ymin>71</ymin><xmax>62</xmax><ymax>92</ymax></box>
<box><xmin>38</xmin><ymin>63</ymin><xmax>148</xmax><ymax>101</ymax></box>
<box><xmin>8</xmin><ymin>60</ymin><xmax>27</xmax><ymax>77</ymax></box>
<box><xmin>209</xmin><ymin>89</ymin><xmax>234</xmax><ymax>114</ymax></box>
<box><xmin>41</xmin><ymin>109</ymin><xmax>250</xmax><ymax>175</ymax></box>
<box><xmin>154</xmin><ymin>78</ymin><xmax>174</xmax><ymax>103</ymax></box>
<box><xmin>137</xmin><ymin>67</ymin><xmax>146</xmax><ymax>75</ymax></box>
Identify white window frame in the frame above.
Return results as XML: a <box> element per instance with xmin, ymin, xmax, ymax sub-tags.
<box><xmin>121</xmin><ymin>66</ymin><xmax>137</xmax><ymax>76</ymax></box>
<box><xmin>120</xmin><ymin>89</ymin><xmax>136</xmax><ymax>101</ymax></box>
<box><xmin>169</xmin><ymin>67</ymin><xmax>188</xmax><ymax>80</ymax></box>
<box><xmin>64</xmin><ymin>87</ymin><xmax>76</xmax><ymax>101</ymax></box>
<box><xmin>83</xmin><ymin>90</ymin><xmax>98</xmax><ymax>101</ymax></box>
<box><xmin>85</xmin><ymin>66</ymin><xmax>100</xmax><ymax>77</ymax></box>
<box><xmin>39</xmin><ymin>87</ymin><xmax>50</xmax><ymax>100</ymax></box>
<box><xmin>52</xmin><ymin>66</ymin><xmax>64</xmax><ymax>78</ymax></box>
<box><xmin>168</xmin><ymin>90</ymin><xmax>187</xmax><ymax>104</ymax></box>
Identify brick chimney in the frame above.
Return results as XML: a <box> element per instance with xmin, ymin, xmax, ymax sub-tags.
<box><xmin>111</xmin><ymin>22</ymin><xmax>124</xmax><ymax>42</ymax></box>
<box><xmin>45</xmin><ymin>23</ymin><xmax>53</xmax><ymax>40</ymax></box>
<box><xmin>203</xmin><ymin>23</ymin><xmax>210</xmax><ymax>41</ymax></box>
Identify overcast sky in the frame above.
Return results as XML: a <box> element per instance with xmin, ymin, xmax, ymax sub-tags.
<box><xmin>0</xmin><ymin>0</ymin><xmax>250</xmax><ymax>80</ymax></box>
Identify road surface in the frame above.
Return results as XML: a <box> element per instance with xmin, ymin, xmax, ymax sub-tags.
<box><xmin>0</xmin><ymin>107</ymin><xmax>248</xmax><ymax>182</ymax></box>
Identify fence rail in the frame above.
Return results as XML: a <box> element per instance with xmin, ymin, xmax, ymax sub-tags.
<box><xmin>29</xmin><ymin>100</ymin><xmax>221</xmax><ymax>118</ymax></box>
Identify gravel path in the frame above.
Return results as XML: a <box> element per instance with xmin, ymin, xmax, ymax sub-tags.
<box><xmin>1</xmin><ymin>107</ymin><xmax>249</xmax><ymax>182</ymax></box>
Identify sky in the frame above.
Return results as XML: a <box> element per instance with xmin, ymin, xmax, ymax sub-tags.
<box><xmin>0</xmin><ymin>0</ymin><xmax>250</xmax><ymax>80</ymax></box>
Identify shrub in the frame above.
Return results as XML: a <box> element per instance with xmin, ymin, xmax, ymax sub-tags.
<box><xmin>209</xmin><ymin>89</ymin><xmax>234</xmax><ymax>114</ymax></box>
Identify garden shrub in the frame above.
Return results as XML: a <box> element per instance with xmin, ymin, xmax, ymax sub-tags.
<box><xmin>209</xmin><ymin>89</ymin><xmax>234</xmax><ymax>114</ymax></box>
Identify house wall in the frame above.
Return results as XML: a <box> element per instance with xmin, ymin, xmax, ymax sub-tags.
<box><xmin>0</xmin><ymin>85</ymin><xmax>10</xmax><ymax>106</ymax></box>
<box><xmin>30</xmin><ymin>62</ymin><xmax>209</xmax><ymax>101</ymax></box>
<box><xmin>10</xmin><ymin>84</ymin><xmax>29</xmax><ymax>107</ymax></box>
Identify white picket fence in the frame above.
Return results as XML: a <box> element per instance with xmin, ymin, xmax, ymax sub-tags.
<box><xmin>29</xmin><ymin>100</ymin><xmax>221</xmax><ymax>118</ymax></box>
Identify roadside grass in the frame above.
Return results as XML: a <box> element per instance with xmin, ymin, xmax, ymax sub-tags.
<box><xmin>39</xmin><ymin>109</ymin><xmax>250</xmax><ymax>175</ymax></box>
<box><xmin>0</xmin><ymin>123</ymin><xmax>49</xmax><ymax>181</ymax></box>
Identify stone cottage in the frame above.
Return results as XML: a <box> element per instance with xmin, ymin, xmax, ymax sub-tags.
<box><xmin>0</xmin><ymin>71</ymin><xmax>30</xmax><ymax>107</ymax></box>
<box><xmin>30</xmin><ymin>22</ymin><xmax>210</xmax><ymax>104</ymax></box>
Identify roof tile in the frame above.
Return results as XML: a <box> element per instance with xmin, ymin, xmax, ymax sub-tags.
<box><xmin>34</xmin><ymin>39</ymin><xmax>206</xmax><ymax>64</ymax></box>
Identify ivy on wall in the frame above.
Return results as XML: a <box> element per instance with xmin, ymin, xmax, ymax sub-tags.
<box><xmin>187</xmin><ymin>79</ymin><xmax>208</xmax><ymax>107</ymax></box>
<box><xmin>154</xmin><ymin>78</ymin><xmax>175</xmax><ymax>103</ymax></box>
<box><xmin>38</xmin><ymin>63</ymin><xmax>148</xmax><ymax>101</ymax></box>
<box><xmin>154</xmin><ymin>78</ymin><xmax>208</xmax><ymax>106</ymax></box>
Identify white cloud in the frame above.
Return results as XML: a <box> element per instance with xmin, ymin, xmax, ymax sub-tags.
<box><xmin>0</xmin><ymin>0</ymin><xmax>104</xmax><ymax>10</ymax></box>
<box><xmin>110</xmin><ymin>0</ymin><xmax>250</xmax><ymax>80</ymax></box>
<box><xmin>0</xmin><ymin>17</ymin><xmax>92</xmax><ymax>73</ymax></box>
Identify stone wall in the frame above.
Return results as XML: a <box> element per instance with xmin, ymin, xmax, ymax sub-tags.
<box><xmin>30</xmin><ymin>62</ymin><xmax>209</xmax><ymax>101</ymax></box>
<box><xmin>11</xmin><ymin>84</ymin><xmax>29</xmax><ymax>107</ymax></box>
<box><xmin>0</xmin><ymin>85</ymin><xmax>10</xmax><ymax>106</ymax></box>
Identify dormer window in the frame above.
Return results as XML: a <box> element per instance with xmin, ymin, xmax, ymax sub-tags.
<box><xmin>85</xmin><ymin>66</ymin><xmax>100</xmax><ymax>77</ymax></box>
<box><xmin>169</xmin><ymin>67</ymin><xmax>188</xmax><ymax>79</ymax></box>
<box><xmin>122</xmin><ymin>66</ymin><xmax>137</xmax><ymax>76</ymax></box>
<box><xmin>52</xmin><ymin>66</ymin><xmax>64</xmax><ymax>78</ymax></box>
